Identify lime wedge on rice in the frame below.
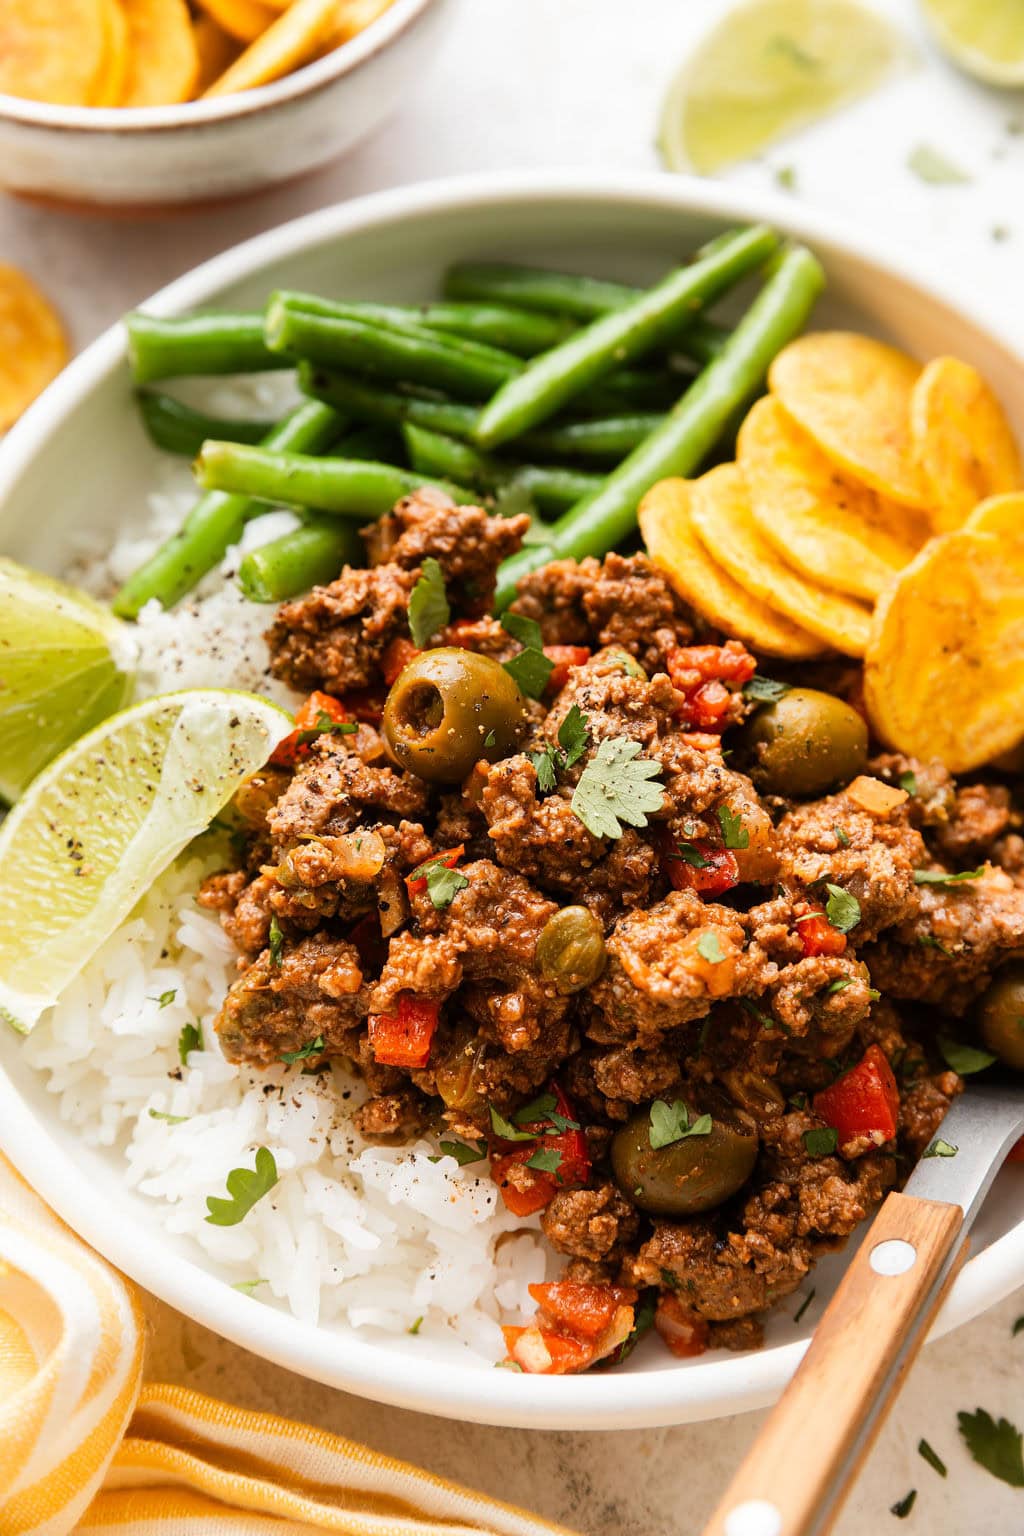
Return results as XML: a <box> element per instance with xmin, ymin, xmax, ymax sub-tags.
<box><xmin>659</xmin><ymin>0</ymin><xmax>905</xmax><ymax>175</ymax></box>
<box><xmin>0</xmin><ymin>558</ymin><xmax>137</xmax><ymax>805</ymax></box>
<box><xmin>0</xmin><ymin>689</ymin><xmax>291</xmax><ymax>1032</ymax></box>
<box><xmin>919</xmin><ymin>0</ymin><xmax>1024</xmax><ymax>85</ymax></box>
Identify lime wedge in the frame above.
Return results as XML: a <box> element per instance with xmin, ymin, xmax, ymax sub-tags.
<box><xmin>0</xmin><ymin>559</ymin><xmax>137</xmax><ymax>805</ymax></box>
<box><xmin>0</xmin><ymin>689</ymin><xmax>292</xmax><ymax>1031</ymax></box>
<box><xmin>920</xmin><ymin>0</ymin><xmax>1024</xmax><ymax>85</ymax></box>
<box><xmin>659</xmin><ymin>0</ymin><xmax>906</xmax><ymax>175</ymax></box>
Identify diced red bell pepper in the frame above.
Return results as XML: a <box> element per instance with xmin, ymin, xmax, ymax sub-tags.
<box><xmin>405</xmin><ymin>845</ymin><xmax>464</xmax><ymax>898</ymax></box>
<box><xmin>368</xmin><ymin>992</ymin><xmax>441</xmax><ymax>1069</ymax></box>
<box><xmin>655</xmin><ymin>1294</ymin><xmax>709</xmax><ymax>1359</ymax></box>
<box><xmin>543</xmin><ymin>645</ymin><xmax>591</xmax><ymax>693</ymax></box>
<box><xmin>796</xmin><ymin>908</ymin><xmax>848</xmax><ymax>958</ymax></box>
<box><xmin>813</xmin><ymin>1044</ymin><xmax>900</xmax><ymax>1145</ymax></box>
<box><xmin>382</xmin><ymin>636</ymin><xmax>421</xmax><ymax>688</ymax></box>
<box><xmin>270</xmin><ymin>691</ymin><xmax>351</xmax><ymax>767</ymax></box>
<box><xmin>342</xmin><ymin>688</ymin><xmax>386</xmax><ymax>725</ymax></box>
<box><xmin>529</xmin><ymin>1282</ymin><xmax>638</xmax><ymax>1340</ymax></box>
<box><xmin>662</xmin><ymin>835</ymin><xmax>739</xmax><ymax>898</ymax></box>
<box><xmin>490</xmin><ymin>1149</ymin><xmax>558</xmax><ymax>1216</ymax></box>
<box><xmin>666</xmin><ymin>641</ymin><xmax>757</xmax><ymax>732</ymax></box>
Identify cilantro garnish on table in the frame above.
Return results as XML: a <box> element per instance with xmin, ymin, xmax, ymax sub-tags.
<box><xmin>571</xmin><ymin>736</ymin><xmax>664</xmax><ymax>838</ymax></box>
<box><xmin>957</xmin><ymin>1409</ymin><xmax>1024</xmax><ymax>1487</ymax></box>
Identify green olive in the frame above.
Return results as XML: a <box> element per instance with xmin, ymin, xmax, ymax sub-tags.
<box><xmin>741</xmin><ymin>687</ymin><xmax>868</xmax><ymax>797</ymax></box>
<box><xmin>975</xmin><ymin>965</ymin><xmax>1024</xmax><ymax>1070</ymax></box>
<box><xmin>382</xmin><ymin>647</ymin><xmax>529</xmax><ymax>783</ymax></box>
<box><xmin>611</xmin><ymin>1103</ymin><xmax>758</xmax><ymax>1216</ymax></box>
<box><xmin>536</xmin><ymin>905</ymin><xmax>607</xmax><ymax>993</ymax></box>
<box><xmin>720</xmin><ymin>1067</ymin><xmax>786</xmax><ymax>1119</ymax></box>
<box><xmin>434</xmin><ymin>1020</ymin><xmax>488</xmax><ymax>1111</ymax></box>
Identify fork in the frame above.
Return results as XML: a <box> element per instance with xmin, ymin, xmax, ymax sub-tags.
<box><xmin>702</xmin><ymin>1083</ymin><xmax>1024</xmax><ymax>1536</ymax></box>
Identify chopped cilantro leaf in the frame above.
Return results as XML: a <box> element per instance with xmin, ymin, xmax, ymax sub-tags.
<box><xmin>697</xmin><ymin>931</ymin><xmax>725</xmax><ymax>965</ymax></box>
<box><xmin>178</xmin><ymin>1021</ymin><xmax>203</xmax><ymax>1063</ymax></box>
<box><xmin>530</xmin><ymin>746</ymin><xmax>559</xmax><ymax>793</ymax></box>
<box><xmin>675</xmin><ymin>842</ymin><xmax>710</xmax><ymax>868</ymax></box>
<box><xmin>743</xmin><ymin>675</ymin><xmax>790</xmax><ymax>703</ymax></box>
<box><xmin>938</xmin><ymin>1037</ymin><xmax>997</xmax><ymax>1076</ymax></box>
<box><xmin>512</xmin><ymin>1091</ymin><xmax>578</xmax><ymax>1133</ymax></box>
<box><xmin>484</xmin><ymin>729</ymin><xmax>496</xmax><ymax>748</ymax></box>
<box><xmin>558</xmin><ymin>704</ymin><xmax>590</xmax><ymax>767</ymax></box>
<box><xmin>824</xmin><ymin>883</ymin><xmax>860</xmax><ymax>933</ymax></box>
<box><xmin>890</xmin><ymin>1490</ymin><xmax>916</xmax><ymax>1519</ymax></box>
<box><xmin>1013</xmin><ymin>1316</ymin><xmax>1024</xmax><ymax>1337</ymax></box>
<box><xmin>503</xmin><ymin>645</ymin><xmax>554</xmax><ymax>700</ymax></box>
<box><xmin>917</xmin><ymin>1438</ymin><xmax>947</xmax><ymax>1478</ymax></box>
<box><xmin>430</xmin><ymin>1139</ymin><xmax>487</xmax><ymax>1167</ymax></box>
<box><xmin>958</xmin><ymin>1409</ymin><xmax>1024</xmax><ymax>1487</ymax></box>
<box><xmin>422</xmin><ymin>861</ymin><xmax>469</xmax><ymax>909</ymax></box>
<box><xmin>918</xmin><ymin>933</ymin><xmax>953</xmax><ymax>958</ymax></box>
<box><xmin>489</xmin><ymin>1105</ymin><xmax>535</xmax><ymax>1143</ymax></box>
<box><xmin>717</xmin><ymin>804</ymin><xmax>749</xmax><ymax>850</ymax></box>
<box><xmin>232</xmin><ymin>1278</ymin><xmax>265</xmax><ymax>1295</ymax></box>
<box><xmin>649</xmin><ymin>1099</ymin><xmax>712</xmax><ymax>1150</ymax></box>
<box><xmin>269</xmin><ymin>914</ymin><xmax>284</xmax><ymax>967</ymax></box>
<box><xmin>914</xmin><ymin>866</ymin><xmax>985</xmax><ymax>887</ymax></box>
<box><xmin>776</xmin><ymin>164</ymin><xmax>797</xmax><ymax>192</ymax></box>
<box><xmin>908</xmin><ymin>143</ymin><xmax>971</xmax><ymax>184</ymax></box>
<box><xmin>280</xmin><ymin>1035</ymin><xmax>325</xmax><ymax>1064</ymax></box>
<box><xmin>500</xmin><ymin>611</ymin><xmax>545</xmax><ymax>652</ymax></box>
<box><xmin>408</xmin><ymin>557</ymin><xmax>450</xmax><ymax>647</ymax></box>
<box><xmin>295</xmin><ymin>709</ymin><xmax>357</xmax><ymax>747</ymax></box>
<box><xmin>803</xmin><ymin>1127</ymin><xmax>838</xmax><ymax>1157</ymax></box>
<box><xmin>834</xmin><ymin>825</ymin><xmax>851</xmax><ymax>848</ymax></box>
<box><xmin>571</xmin><ymin>736</ymin><xmax>664</xmax><ymax>840</ymax></box>
<box><xmin>605</xmin><ymin>650</ymin><xmax>646</xmax><ymax>679</ymax></box>
<box><xmin>526</xmin><ymin>1147</ymin><xmax>562</xmax><ymax>1174</ymax></box>
<box><xmin>923</xmin><ymin>1138</ymin><xmax>958</xmax><ymax>1159</ymax></box>
<box><xmin>205</xmin><ymin>1146</ymin><xmax>278</xmax><ymax>1227</ymax></box>
<box><xmin>149</xmin><ymin>989</ymin><xmax>177</xmax><ymax>1009</ymax></box>
<box><xmin>408</xmin><ymin>1316</ymin><xmax>423</xmax><ymax>1335</ymax></box>
<box><xmin>148</xmin><ymin>1108</ymin><xmax>189</xmax><ymax>1124</ymax></box>
<box><xmin>827</xmin><ymin>977</ymin><xmax>854</xmax><ymax>994</ymax></box>
<box><xmin>899</xmin><ymin>770</ymin><xmax>917</xmax><ymax>796</ymax></box>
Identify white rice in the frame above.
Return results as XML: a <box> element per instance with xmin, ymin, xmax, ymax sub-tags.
<box><xmin>25</xmin><ymin>442</ymin><xmax>551</xmax><ymax>1360</ymax></box>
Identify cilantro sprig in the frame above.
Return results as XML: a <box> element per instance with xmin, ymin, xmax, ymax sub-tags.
<box><xmin>913</xmin><ymin>866</ymin><xmax>985</xmax><ymax>887</ymax></box>
<box><xmin>717</xmin><ymin>804</ymin><xmax>749</xmax><ymax>850</ymax></box>
<box><xmin>531</xmin><ymin>705</ymin><xmax>590</xmax><ymax>792</ymax></box>
<box><xmin>408</xmin><ymin>854</ymin><xmax>469</xmax><ymax>910</ymax></box>
<box><xmin>408</xmin><ymin>557</ymin><xmax>450</xmax><ymax>647</ymax></box>
<box><xmin>205</xmin><ymin>1147</ymin><xmax>279</xmax><ymax>1227</ymax></box>
<box><xmin>296</xmin><ymin>710</ymin><xmax>357</xmax><ymax>748</ymax></box>
<box><xmin>500</xmin><ymin>611</ymin><xmax>554</xmax><ymax>699</ymax></box>
<box><xmin>648</xmin><ymin>1099</ymin><xmax>712</xmax><ymax>1150</ymax></box>
<box><xmin>803</xmin><ymin>1127</ymin><xmax>839</xmax><ymax>1157</ymax></box>
<box><xmin>280</xmin><ymin>1035</ymin><xmax>325</xmax><ymax>1064</ymax></box>
<box><xmin>571</xmin><ymin>736</ymin><xmax>664</xmax><ymax>839</ymax></box>
<box><xmin>824</xmin><ymin>883</ymin><xmax>861</xmax><ymax>933</ymax></box>
<box><xmin>938</xmin><ymin>1037</ymin><xmax>996</xmax><ymax>1075</ymax></box>
<box><xmin>178</xmin><ymin>1021</ymin><xmax>203</xmax><ymax>1063</ymax></box>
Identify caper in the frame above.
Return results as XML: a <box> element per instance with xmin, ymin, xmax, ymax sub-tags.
<box><xmin>536</xmin><ymin>905</ymin><xmax>607</xmax><ymax>993</ymax></box>
<box><xmin>611</xmin><ymin>1103</ymin><xmax>758</xmax><ymax>1215</ymax></box>
<box><xmin>975</xmin><ymin>964</ymin><xmax>1024</xmax><ymax>1071</ymax></box>
<box><xmin>740</xmin><ymin>686</ymin><xmax>868</xmax><ymax>797</ymax></box>
<box><xmin>382</xmin><ymin>647</ymin><xmax>529</xmax><ymax>784</ymax></box>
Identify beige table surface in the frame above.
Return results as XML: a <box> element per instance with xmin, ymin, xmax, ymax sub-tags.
<box><xmin>3</xmin><ymin>1</ymin><xmax>1024</xmax><ymax>1530</ymax></box>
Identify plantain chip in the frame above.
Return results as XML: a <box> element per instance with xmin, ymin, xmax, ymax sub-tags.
<box><xmin>119</xmin><ymin>0</ymin><xmax>198</xmax><ymax>105</ymax></box>
<box><xmin>194</xmin><ymin>0</ymin><xmax>276</xmax><ymax>44</ymax></box>
<box><xmin>332</xmin><ymin>0</ymin><xmax>397</xmax><ymax>43</ymax></box>
<box><xmin>910</xmin><ymin>356</ymin><xmax>1024</xmax><ymax>533</ymax></box>
<box><xmin>738</xmin><ymin>396</ymin><xmax>927</xmax><ymax>602</ymax></box>
<box><xmin>688</xmin><ymin>463</ymin><xmax>873</xmax><ymax>656</ymax></box>
<box><xmin>203</xmin><ymin>0</ymin><xmax>339</xmax><ymax>95</ymax></box>
<box><xmin>192</xmin><ymin>12</ymin><xmax>242</xmax><ymax>92</ymax></box>
<box><xmin>966</xmin><ymin>492</ymin><xmax>1024</xmax><ymax>538</ymax></box>
<box><xmin>91</xmin><ymin>0</ymin><xmax>129</xmax><ymax>105</ymax></box>
<box><xmin>865</xmin><ymin>519</ymin><xmax>1024</xmax><ymax>772</ymax></box>
<box><xmin>0</xmin><ymin>265</ymin><xmax>69</xmax><ymax>434</ymax></box>
<box><xmin>0</xmin><ymin>0</ymin><xmax>113</xmax><ymax>106</ymax></box>
<box><xmin>638</xmin><ymin>477</ymin><xmax>825</xmax><ymax>659</ymax></box>
<box><xmin>769</xmin><ymin>331</ymin><xmax>930</xmax><ymax>510</ymax></box>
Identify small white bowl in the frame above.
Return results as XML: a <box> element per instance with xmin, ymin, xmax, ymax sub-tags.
<box><xmin>0</xmin><ymin>0</ymin><xmax>452</xmax><ymax>209</ymax></box>
<box><xmin>1</xmin><ymin>172</ymin><xmax>1023</xmax><ymax>1429</ymax></box>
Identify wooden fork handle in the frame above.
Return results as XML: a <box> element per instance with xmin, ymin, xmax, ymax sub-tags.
<box><xmin>702</xmin><ymin>1191</ymin><xmax>967</xmax><ymax>1536</ymax></box>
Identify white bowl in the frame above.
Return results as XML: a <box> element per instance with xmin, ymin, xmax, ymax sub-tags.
<box><xmin>0</xmin><ymin>0</ymin><xmax>452</xmax><ymax>208</ymax></box>
<box><xmin>1</xmin><ymin>172</ymin><xmax>1022</xmax><ymax>1430</ymax></box>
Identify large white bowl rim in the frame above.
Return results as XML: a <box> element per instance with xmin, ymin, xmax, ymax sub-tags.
<box><xmin>0</xmin><ymin>170</ymin><xmax>1021</xmax><ymax>1430</ymax></box>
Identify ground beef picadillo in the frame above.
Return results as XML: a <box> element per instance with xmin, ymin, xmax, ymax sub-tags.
<box><xmin>199</xmin><ymin>491</ymin><xmax>1024</xmax><ymax>1373</ymax></box>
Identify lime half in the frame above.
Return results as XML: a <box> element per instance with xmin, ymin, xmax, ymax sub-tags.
<box><xmin>0</xmin><ymin>558</ymin><xmax>137</xmax><ymax>805</ymax></box>
<box><xmin>0</xmin><ymin>689</ymin><xmax>291</xmax><ymax>1031</ymax></box>
<box><xmin>660</xmin><ymin>0</ymin><xmax>906</xmax><ymax>175</ymax></box>
<box><xmin>920</xmin><ymin>0</ymin><xmax>1024</xmax><ymax>85</ymax></box>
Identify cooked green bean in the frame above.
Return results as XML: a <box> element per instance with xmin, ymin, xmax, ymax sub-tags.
<box><xmin>113</xmin><ymin>400</ymin><xmax>343</xmax><ymax>619</ymax></box>
<box><xmin>493</xmin><ymin>245</ymin><xmax>826</xmax><ymax>610</ymax></box>
<box><xmin>195</xmin><ymin>441</ymin><xmax>474</xmax><ymax>514</ymax></box>
<box><xmin>474</xmin><ymin>225</ymin><xmax>777</xmax><ymax>448</ymax></box>
<box><xmin>136</xmin><ymin>391</ymin><xmax>276</xmax><ymax>457</ymax></box>
<box><xmin>238</xmin><ymin>515</ymin><xmax>363</xmax><ymax>602</ymax></box>
<box><xmin>126</xmin><ymin>312</ymin><xmax>283</xmax><ymax>384</ymax></box>
<box><xmin>515</xmin><ymin>413</ymin><xmax>665</xmax><ymax>463</ymax></box>
<box><xmin>265</xmin><ymin>300</ymin><xmax>520</xmax><ymax>400</ymax></box>
<box><xmin>270</xmin><ymin>291</ymin><xmax>573</xmax><ymax>357</ymax></box>
<box><xmin>402</xmin><ymin>424</ymin><xmax>603</xmax><ymax>514</ymax></box>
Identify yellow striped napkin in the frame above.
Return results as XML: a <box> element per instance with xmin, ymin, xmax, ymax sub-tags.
<box><xmin>0</xmin><ymin>1155</ymin><xmax>577</xmax><ymax>1536</ymax></box>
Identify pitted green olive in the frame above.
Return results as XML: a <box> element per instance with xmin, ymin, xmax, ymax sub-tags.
<box><xmin>741</xmin><ymin>686</ymin><xmax>868</xmax><ymax>797</ymax></box>
<box><xmin>975</xmin><ymin>965</ymin><xmax>1024</xmax><ymax>1071</ymax></box>
<box><xmin>536</xmin><ymin>905</ymin><xmax>607</xmax><ymax>993</ymax></box>
<box><xmin>611</xmin><ymin>1103</ymin><xmax>759</xmax><ymax>1216</ymax></box>
<box><xmin>382</xmin><ymin>647</ymin><xmax>529</xmax><ymax>783</ymax></box>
